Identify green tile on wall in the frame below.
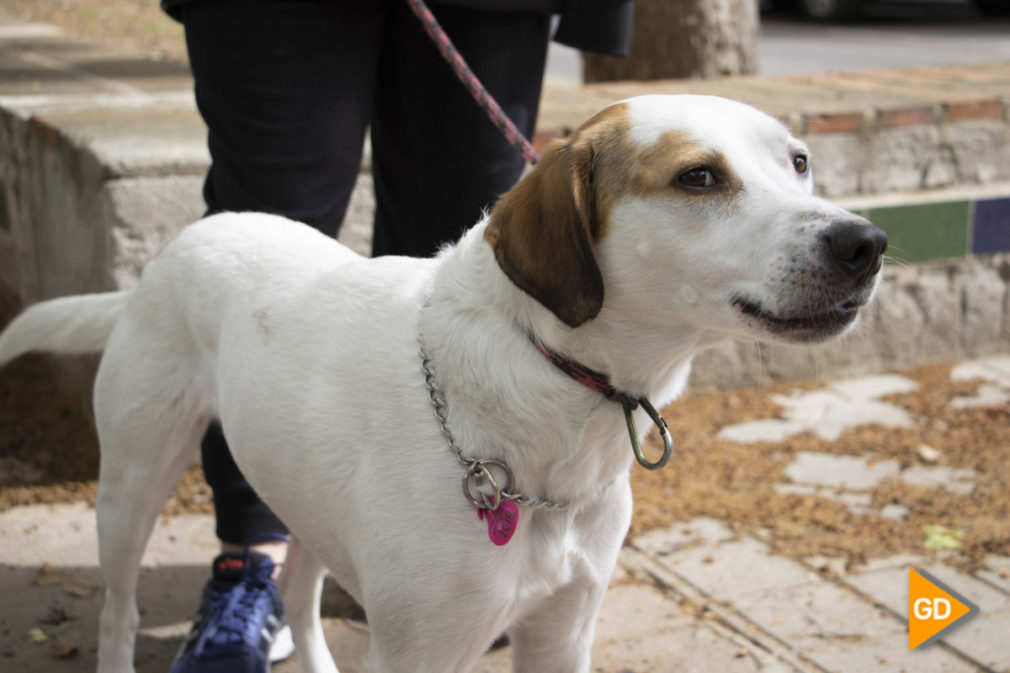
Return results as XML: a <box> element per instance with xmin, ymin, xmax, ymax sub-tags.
<box><xmin>865</xmin><ymin>201</ymin><xmax>970</xmax><ymax>263</ymax></box>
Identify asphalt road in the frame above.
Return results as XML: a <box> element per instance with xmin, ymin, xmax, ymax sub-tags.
<box><xmin>546</xmin><ymin>0</ymin><xmax>1010</xmax><ymax>84</ymax></box>
<box><xmin>761</xmin><ymin>2</ymin><xmax>1010</xmax><ymax>75</ymax></box>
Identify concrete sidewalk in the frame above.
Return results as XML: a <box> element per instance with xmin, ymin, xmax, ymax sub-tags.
<box><xmin>4</xmin><ymin>355</ymin><xmax>1009</xmax><ymax>673</ymax></box>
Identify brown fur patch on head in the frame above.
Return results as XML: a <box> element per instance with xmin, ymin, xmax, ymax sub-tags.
<box><xmin>484</xmin><ymin>107</ymin><xmax>625</xmax><ymax>327</ymax></box>
<box><xmin>485</xmin><ymin>101</ymin><xmax>740</xmax><ymax>326</ymax></box>
<box><xmin>590</xmin><ymin>128</ymin><xmax>742</xmax><ymax>224</ymax></box>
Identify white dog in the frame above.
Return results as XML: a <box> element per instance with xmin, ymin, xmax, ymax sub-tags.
<box><xmin>0</xmin><ymin>95</ymin><xmax>885</xmax><ymax>673</ymax></box>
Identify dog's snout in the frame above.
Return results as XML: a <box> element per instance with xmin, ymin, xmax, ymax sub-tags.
<box><xmin>822</xmin><ymin>219</ymin><xmax>887</xmax><ymax>282</ymax></box>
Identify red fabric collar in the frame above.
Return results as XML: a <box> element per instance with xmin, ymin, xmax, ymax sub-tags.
<box><xmin>526</xmin><ymin>332</ymin><xmax>639</xmax><ymax>411</ymax></box>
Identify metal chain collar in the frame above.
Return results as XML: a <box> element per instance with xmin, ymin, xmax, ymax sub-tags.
<box><xmin>418</xmin><ymin>338</ymin><xmax>568</xmax><ymax>512</ymax></box>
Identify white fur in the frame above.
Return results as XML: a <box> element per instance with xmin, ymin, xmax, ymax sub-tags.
<box><xmin>0</xmin><ymin>95</ymin><xmax>883</xmax><ymax>673</ymax></box>
<box><xmin>0</xmin><ymin>292</ymin><xmax>128</xmax><ymax>358</ymax></box>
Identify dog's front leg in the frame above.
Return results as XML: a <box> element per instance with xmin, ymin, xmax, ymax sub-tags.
<box><xmin>278</xmin><ymin>539</ymin><xmax>339</xmax><ymax>673</ymax></box>
<box><xmin>508</xmin><ymin>574</ymin><xmax>609</xmax><ymax>673</ymax></box>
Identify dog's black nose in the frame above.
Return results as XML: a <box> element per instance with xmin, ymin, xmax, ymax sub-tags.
<box><xmin>823</xmin><ymin>219</ymin><xmax>888</xmax><ymax>282</ymax></box>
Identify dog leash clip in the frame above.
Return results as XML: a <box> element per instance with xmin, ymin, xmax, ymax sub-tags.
<box><xmin>623</xmin><ymin>396</ymin><xmax>673</xmax><ymax>471</ymax></box>
<box><xmin>461</xmin><ymin>458</ymin><xmax>514</xmax><ymax>511</ymax></box>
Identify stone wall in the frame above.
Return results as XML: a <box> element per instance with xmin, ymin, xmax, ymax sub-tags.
<box><xmin>808</xmin><ymin>115</ymin><xmax>1010</xmax><ymax>199</ymax></box>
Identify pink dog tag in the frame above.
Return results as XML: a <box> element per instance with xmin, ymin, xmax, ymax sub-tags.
<box><xmin>479</xmin><ymin>500</ymin><xmax>519</xmax><ymax>546</ymax></box>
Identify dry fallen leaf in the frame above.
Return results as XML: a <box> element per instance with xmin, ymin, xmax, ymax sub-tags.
<box><xmin>64</xmin><ymin>583</ymin><xmax>97</xmax><ymax>599</ymax></box>
<box><xmin>32</xmin><ymin>564</ymin><xmax>70</xmax><ymax>587</ymax></box>
<box><xmin>923</xmin><ymin>524</ymin><xmax>964</xmax><ymax>552</ymax></box>
<box><xmin>49</xmin><ymin>637</ymin><xmax>79</xmax><ymax>660</ymax></box>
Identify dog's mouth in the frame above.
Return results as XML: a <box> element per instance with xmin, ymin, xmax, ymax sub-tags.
<box><xmin>732</xmin><ymin>296</ymin><xmax>862</xmax><ymax>342</ymax></box>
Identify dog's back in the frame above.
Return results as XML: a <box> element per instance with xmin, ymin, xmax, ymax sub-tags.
<box><xmin>0</xmin><ymin>212</ymin><xmax>359</xmax><ymax>368</ymax></box>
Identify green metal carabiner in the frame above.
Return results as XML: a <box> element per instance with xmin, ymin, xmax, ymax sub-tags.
<box><xmin>623</xmin><ymin>396</ymin><xmax>673</xmax><ymax>470</ymax></box>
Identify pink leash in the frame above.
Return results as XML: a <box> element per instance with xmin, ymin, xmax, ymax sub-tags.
<box><xmin>405</xmin><ymin>0</ymin><xmax>542</xmax><ymax>166</ymax></box>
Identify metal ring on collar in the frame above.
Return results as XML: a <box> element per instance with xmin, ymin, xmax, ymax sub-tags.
<box><xmin>461</xmin><ymin>458</ymin><xmax>514</xmax><ymax>510</ymax></box>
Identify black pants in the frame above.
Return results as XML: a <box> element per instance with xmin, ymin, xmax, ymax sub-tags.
<box><xmin>182</xmin><ymin>0</ymin><xmax>550</xmax><ymax>544</ymax></box>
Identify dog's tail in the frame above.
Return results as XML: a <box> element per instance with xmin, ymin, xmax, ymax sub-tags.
<box><xmin>0</xmin><ymin>291</ymin><xmax>129</xmax><ymax>367</ymax></box>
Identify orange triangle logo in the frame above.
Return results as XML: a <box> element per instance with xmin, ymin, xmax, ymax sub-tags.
<box><xmin>908</xmin><ymin>568</ymin><xmax>980</xmax><ymax>650</ymax></box>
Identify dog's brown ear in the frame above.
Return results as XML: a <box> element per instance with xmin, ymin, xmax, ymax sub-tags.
<box><xmin>484</xmin><ymin>138</ymin><xmax>602</xmax><ymax>328</ymax></box>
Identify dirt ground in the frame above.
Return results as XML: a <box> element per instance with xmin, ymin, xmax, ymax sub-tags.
<box><xmin>631</xmin><ymin>365</ymin><xmax>1010</xmax><ymax>571</ymax></box>
<box><xmin>2</xmin><ymin>0</ymin><xmax>1008</xmax><ymax>574</ymax></box>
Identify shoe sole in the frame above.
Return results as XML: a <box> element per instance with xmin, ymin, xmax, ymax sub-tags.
<box><xmin>269</xmin><ymin>624</ymin><xmax>295</xmax><ymax>663</ymax></box>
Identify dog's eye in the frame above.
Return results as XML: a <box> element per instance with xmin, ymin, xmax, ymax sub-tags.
<box><xmin>678</xmin><ymin>167</ymin><xmax>716</xmax><ymax>189</ymax></box>
<box><xmin>793</xmin><ymin>154</ymin><xmax>809</xmax><ymax>174</ymax></box>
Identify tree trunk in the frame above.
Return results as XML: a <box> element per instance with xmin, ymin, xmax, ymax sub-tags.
<box><xmin>583</xmin><ymin>0</ymin><xmax>760</xmax><ymax>82</ymax></box>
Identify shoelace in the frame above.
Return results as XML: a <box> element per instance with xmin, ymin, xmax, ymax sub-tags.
<box><xmin>192</xmin><ymin>563</ymin><xmax>276</xmax><ymax>655</ymax></box>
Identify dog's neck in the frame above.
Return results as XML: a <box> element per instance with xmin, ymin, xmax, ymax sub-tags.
<box><xmin>420</xmin><ymin>221</ymin><xmax>708</xmax><ymax>507</ymax></box>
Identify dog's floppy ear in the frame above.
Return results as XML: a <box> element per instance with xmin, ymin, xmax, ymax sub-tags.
<box><xmin>484</xmin><ymin>137</ymin><xmax>602</xmax><ymax>328</ymax></box>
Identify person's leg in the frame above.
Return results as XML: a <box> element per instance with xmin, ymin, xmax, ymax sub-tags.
<box><xmin>187</xmin><ymin>0</ymin><xmax>385</xmax><ymax>236</ymax></box>
<box><xmin>200</xmin><ymin>422</ymin><xmax>290</xmax><ymax>554</ymax></box>
<box><xmin>371</xmin><ymin>2</ymin><xmax>551</xmax><ymax>257</ymax></box>
<box><xmin>183</xmin><ymin>0</ymin><xmax>386</xmax><ymax>552</ymax></box>
<box><xmin>173</xmin><ymin>1</ymin><xmax>386</xmax><ymax>670</ymax></box>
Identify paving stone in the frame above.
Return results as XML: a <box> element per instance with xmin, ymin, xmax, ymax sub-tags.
<box><xmin>633</xmin><ymin>517</ymin><xmax>737</xmax><ymax>557</ymax></box>
<box><xmin>843</xmin><ymin>562</ymin><xmax>1010</xmax><ymax>669</ymax></box>
<box><xmin>774</xmin><ymin>483</ymin><xmax>874</xmax><ymax>516</ymax></box>
<box><xmin>275</xmin><ymin>619</ymin><xmax>371</xmax><ymax>673</ymax></box>
<box><xmin>879</xmin><ymin>503</ymin><xmax>910</xmax><ymax>521</ymax></box>
<box><xmin>657</xmin><ymin>537</ymin><xmax>820</xmax><ymax>601</ymax></box>
<box><xmin>590</xmin><ymin>582</ymin><xmax>766</xmax><ymax>673</ymax></box>
<box><xmin>717</xmin><ymin>418</ymin><xmax>807</xmax><ymax>444</ymax></box>
<box><xmin>719</xmin><ymin>383</ymin><xmax>917</xmax><ymax>443</ymax></box>
<box><xmin>824</xmin><ymin>490</ymin><xmax>874</xmax><ymax>513</ymax></box>
<box><xmin>591</xmin><ymin>619</ymin><xmax>766</xmax><ymax>673</ymax></box>
<box><xmin>939</xmin><ymin>610</ymin><xmax>1010</xmax><ymax>672</ymax></box>
<box><xmin>774</xmin><ymin>483</ymin><xmax>820</xmax><ymax>497</ymax></box>
<box><xmin>779</xmin><ymin>477</ymin><xmax>821</xmax><ymax>498</ymax></box>
<box><xmin>950</xmin><ymin>356</ymin><xmax>1010</xmax><ymax>386</ymax></box>
<box><xmin>900</xmin><ymin>465</ymin><xmax>977</xmax><ymax>495</ymax></box>
<box><xmin>855</xmin><ymin>553</ymin><xmax>931</xmax><ymax>573</ymax></box>
<box><xmin>804</xmin><ymin>555</ymin><xmax>849</xmax><ymax>578</ymax></box>
<box><xmin>977</xmin><ymin>555</ymin><xmax>1010</xmax><ymax>595</ymax></box>
<box><xmin>0</xmin><ymin>501</ymin><xmax>218</xmax><ymax>567</ymax></box>
<box><xmin>593</xmin><ymin>583</ymin><xmax>697</xmax><ymax>641</ymax></box>
<box><xmin>846</xmin><ymin>563</ymin><xmax>1008</xmax><ymax>615</ymax></box>
<box><xmin>1</xmin><ymin>502</ymin><xmax>99</xmax><ymax>566</ymax></box>
<box><xmin>732</xmin><ymin>581</ymin><xmax>904</xmax><ymax>642</ymax></box>
<box><xmin>0</xmin><ymin>20</ymin><xmax>62</xmax><ymax>38</ymax></box>
<box><xmin>287</xmin><ymin>581</ymin><xmax>753</xmax><ymax>673</ymax></box>
<box><xmin>829</xmin><ymin>374</ymin><xmax>921</xmax><ymax>399</ymax></box>
<box><xmin>950</xmin><ymin>382</ymin><xmax>1010</xmax><ymax>409</ymax></box>
<box><xmin>792</xmin><ymin>634</ymin><xmax>982</xmax><ymax>673</ymax></box>
<box><xmin>783</xmin><ymin>452</ymin><xmax>900</xmax><ymax>491</ymax></box>
<box><xmin>772</xmin><ymin>389</ymin><xmax>849</xmax><ymax>425</ymax></box>
<box><xmin>776</xmin><ymin>395</ymin><xmax>916</xmax><ymax>441</ymax></box>
<box><xmin>915</xmin><ymin>565</ymin><xmax>1009</xmax><ymax>614</ymax></box>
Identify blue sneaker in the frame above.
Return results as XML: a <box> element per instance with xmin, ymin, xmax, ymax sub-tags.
<box><xmin>169</xmin><ymin>551</ymin><xmax>294</xmax><ymax>673</ymax></box>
